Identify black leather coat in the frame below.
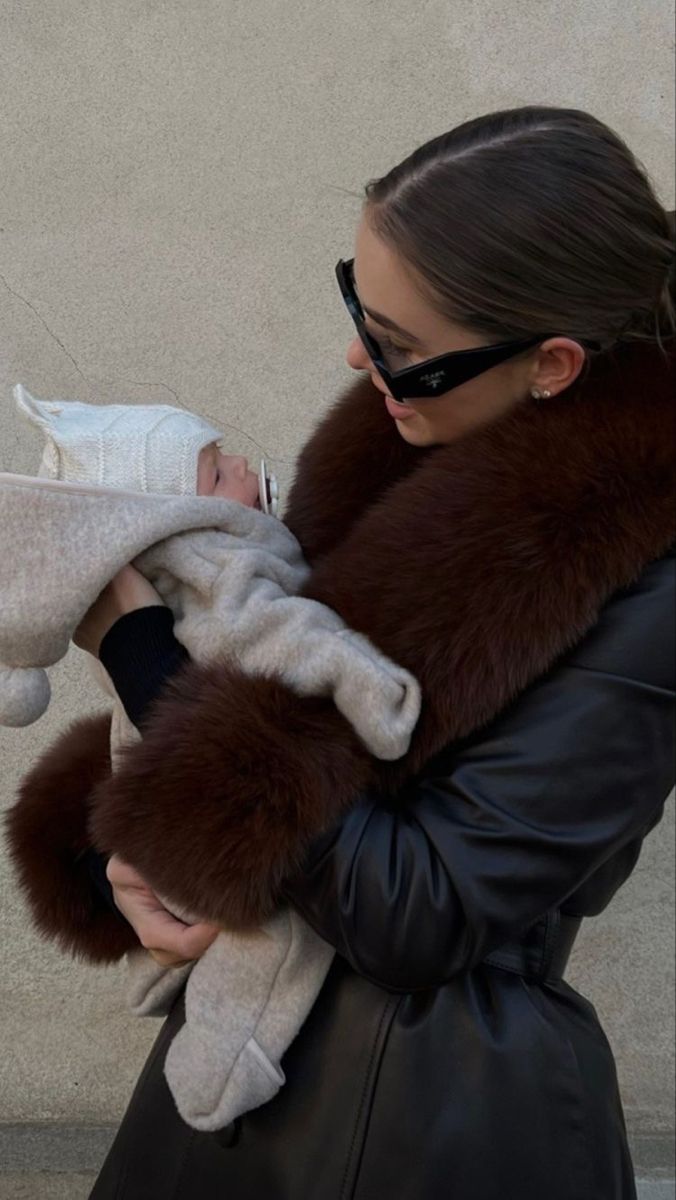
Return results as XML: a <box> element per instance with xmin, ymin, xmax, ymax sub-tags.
<box><xmin>89</xmin><ymin>545</ymin><xmax>675</xmax><ymax>1200</ymax></box>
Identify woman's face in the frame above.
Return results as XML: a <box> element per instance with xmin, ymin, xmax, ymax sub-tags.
<box><xmin>346</xmin><ymin>214</ymin><xmax>587</xmax><ymax>447</ymax></box>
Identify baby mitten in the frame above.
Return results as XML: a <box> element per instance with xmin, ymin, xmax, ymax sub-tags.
<box><xmin>163</xmin><ymin>909</ymin><xmax>334</xmax><ymax>1131</ymax></box>
<box><xmin>125</xmin><ymin>945</ymin><xmax>194</xmax><ymax>1018</ymax></box>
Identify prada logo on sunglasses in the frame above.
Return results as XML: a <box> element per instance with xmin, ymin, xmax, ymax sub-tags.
<box><xmin>419</xmin><ymin>371</ymin><xmax>445</xmax><ymax>388</ymax></box>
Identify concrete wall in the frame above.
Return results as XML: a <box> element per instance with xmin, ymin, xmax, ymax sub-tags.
<box><xmin>1</xmin><ymin>0</ymin><xmax>673</xmax><ymax>1172</ymax></box>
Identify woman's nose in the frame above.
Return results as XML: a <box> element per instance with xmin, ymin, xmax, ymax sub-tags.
<box><xmin>346</xmin><ymin>335</ymin><xmax>370</xmax><ymax>372</ymax></box>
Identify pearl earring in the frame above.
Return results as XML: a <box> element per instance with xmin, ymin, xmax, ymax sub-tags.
<box><xmin>531</xmin><ymin>388</ymin><xmax>552</xmax><ymax>400</ymax></box>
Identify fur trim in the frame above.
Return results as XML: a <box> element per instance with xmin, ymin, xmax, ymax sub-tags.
<box><xmin>297</xmin><ymin>338</ymin><xmax>676</xmax><ymax>778</ymax></box>
<box><xmin>88</xmin><ymin>664</ymin><xmax>373</xmax><ymax>930</ymax></box>
<box><xmin>284</xmin><ymin>373</ymin><xmax>422</xmax><ymax>563</ymax></box>
<box><xmin>4</xmin><ymin>710</ymin><xmax>138</xmax><ymax>962</ymax></box>
<box><xmin>11</xmin><ymin>337</ymin><xmax>676</xmax><ymax>947</ymax></box>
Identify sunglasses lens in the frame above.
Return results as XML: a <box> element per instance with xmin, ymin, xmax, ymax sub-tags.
<box><xmin>339</xmin><ymin>266</ymin><xmax>390</xmax><ymax>370</ymax></box>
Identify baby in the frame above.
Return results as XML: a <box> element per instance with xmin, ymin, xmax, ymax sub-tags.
<box><xmin>1</xmin><ymin>384</ymin><xmax>421</xmax><ymax>1133</ymax></box>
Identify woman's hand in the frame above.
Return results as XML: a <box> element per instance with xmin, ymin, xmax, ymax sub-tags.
<box><xmin>73</xmin><ymin>563</ymin><xmax>166</xmax><ymax>658</ymax></box>
<box><xmin>106</xmin><ymin>854</ymin><xmax>220</xmax><ymax>967</ymax></box>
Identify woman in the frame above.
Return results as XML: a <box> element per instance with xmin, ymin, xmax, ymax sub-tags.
<box><xmin>6</xmin><ymin>105</ymin><xmax>675</xmax><ymax>1199</ymax></box>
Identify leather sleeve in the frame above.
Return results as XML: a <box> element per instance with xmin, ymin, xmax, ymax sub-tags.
<box><xmin>281</xmin><ymin>553</ymin><xmax>675</xmax><ymax>991</ymax></box>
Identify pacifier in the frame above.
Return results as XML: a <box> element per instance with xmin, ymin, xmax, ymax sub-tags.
<box><xmin>258</xmin><ymin>457</ymin><xmax>279</xmax><ymax>517</ymax></box>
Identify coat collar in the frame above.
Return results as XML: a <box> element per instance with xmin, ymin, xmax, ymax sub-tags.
<box><xmin>286</xmin><ymin>336</ymin><xmax>675</xmax><ymax>776</ymax></box>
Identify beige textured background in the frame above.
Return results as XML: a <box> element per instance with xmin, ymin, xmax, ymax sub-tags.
<box><xmin>1</xmin><ymin>0</ymin><xmax>674</xmax><ymax>1164</ymax></box>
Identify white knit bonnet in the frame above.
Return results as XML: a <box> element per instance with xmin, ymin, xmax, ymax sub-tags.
<box><xmin>13</xmin><ymin>384</ymin><xmax>225</xmax><ymax>496</ymax></box>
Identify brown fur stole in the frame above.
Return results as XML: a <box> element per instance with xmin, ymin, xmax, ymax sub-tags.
<box><xmin>5</xmin><ymin>712</ymin><xmax>139</xmax><ymax>961</ymax></box>
<box><xmin>6</xmin><ymin>336</ymin><xmax>675</xmax><ymax>958</ymax></box>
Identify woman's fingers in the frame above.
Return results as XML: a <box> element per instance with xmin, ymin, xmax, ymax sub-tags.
<box><xmin>138</xmin><ymin>908</ymin><xmax>220</xmax><ymax>964</ymax></box>
<box><xmin>106</xmin><ymin>853</ymin><xmax>220</xmax><ymax>966</ymax></box>
<box><xmin>148</xmin><ymin>949</ymin><xmax>193</xmax><ymax>968</ymax></box>
<box><xmin>106</xmin><ymin>854</ymin><xmax>152</xmax><ymax>891</ymax></box>
<box><xmin>147</xmin><ymin>922</ymin><xmax>220</xmax><ymax>967</ymax></box>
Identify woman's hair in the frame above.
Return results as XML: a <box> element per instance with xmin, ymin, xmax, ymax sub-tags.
<box><xmin>364</xmin><ymin>106</ymin><xmax>676</xmax><ymax>372</ymax></box>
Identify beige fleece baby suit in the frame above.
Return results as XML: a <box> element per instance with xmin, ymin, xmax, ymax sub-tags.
<box><xmin>0</xmin><ymin>386</ymin><xmax>421</xmax><ymax>1132</ymax></box>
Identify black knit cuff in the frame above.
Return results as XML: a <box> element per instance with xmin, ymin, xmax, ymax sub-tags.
<box><xmin>99</xmin><ymin>605</ymin><xmax>191</xmax><ymax>732</ymax></box>
<box><xmin>77</xmin><ymin>847</ymin><xmax>119</xmax><ymax>915</ymax></box>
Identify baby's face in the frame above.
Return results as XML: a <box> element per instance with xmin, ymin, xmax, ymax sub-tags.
<box><xmin>197</xmin><ymin>443</ymin><xmax>261</xmax><ymax>507</ymax></box>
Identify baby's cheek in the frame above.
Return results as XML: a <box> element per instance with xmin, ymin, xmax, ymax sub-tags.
<box><xmin>212</xmin><ymin>481</ymin><xmax>238</xmax><ymax>502</ymax></box>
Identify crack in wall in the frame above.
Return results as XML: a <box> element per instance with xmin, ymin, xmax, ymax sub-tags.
<box><xmin>0</xmin><ymin>274</ymin><xmax>291</xmax><ymax>463</ymax></box>
<box><xmin>0</xmin><ymin>271</ymin><xmax>90</xmax><ymax>383</ymax></box>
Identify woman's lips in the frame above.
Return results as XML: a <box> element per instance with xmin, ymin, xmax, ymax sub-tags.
<box><xmin>384</xmin><ymin>393</ymin><xmax>417</xmax><ymax>420</ymax></box>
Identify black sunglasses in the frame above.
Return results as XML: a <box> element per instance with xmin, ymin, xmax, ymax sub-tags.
<box><xmin>336</xmin><ymin>258</ymin><xmax>601</xmax><ymax>402</ymax></box>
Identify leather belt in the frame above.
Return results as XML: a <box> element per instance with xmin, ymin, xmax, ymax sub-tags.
<box><xmin>482</xmin><ymin>910</ymin><xmax>582</xmax><ymax>982</ymax></box>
